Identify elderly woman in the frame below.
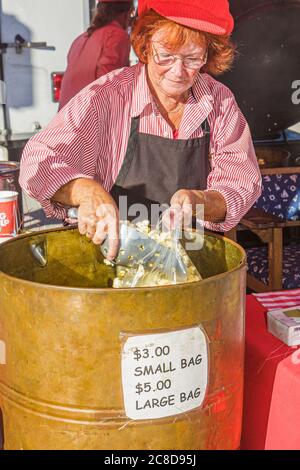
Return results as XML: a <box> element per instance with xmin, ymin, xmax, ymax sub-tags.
<box><xmin>20</xmin><ymin>0</ymin><xmax>261</xmax><ymax>260</ymax></box>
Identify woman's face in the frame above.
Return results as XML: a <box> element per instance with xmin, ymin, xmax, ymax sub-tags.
<box><xmin>147</xmin><ymin>29</ymin><xmax>207</xmax><ymax>99</ymax></box>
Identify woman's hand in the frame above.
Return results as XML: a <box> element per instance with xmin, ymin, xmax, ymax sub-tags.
<box><xmin>168</xmin><ymin>188</ymin><xmax>227</xmax><ymax>228</ymax></box>
<box><xmin>163</xmin><ymin>189</ymin><xmax>205</xmax><ymax>230</ymax></box>
<box><xmin>171</xmin><ymin>189</ymin><xmax>204</xmax><ymax>209</ymax></box>
<box><xmin>52</xmin><ymin>178</ymin><xmax>120</xmax><ymax>260</ymax></box>
<box><xmin>77</xmin><ymin>188</ymin><xmax>119</xmax><ymax>260</ymax></box>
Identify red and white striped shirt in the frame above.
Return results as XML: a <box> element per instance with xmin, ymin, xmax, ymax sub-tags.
<box><xmin>20</xmin><ymin>62</ymin><xmax>261</xmax><ymax>231</ymax></box>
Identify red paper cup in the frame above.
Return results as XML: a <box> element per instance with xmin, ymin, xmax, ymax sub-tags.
<box><xmin>0</xmin><ymin>191</ymin><xmax>18</xmax><ymax>238</ymax></box>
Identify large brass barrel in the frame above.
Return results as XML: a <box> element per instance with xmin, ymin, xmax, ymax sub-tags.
<box><xmin>0</xmin><ymin>227</ymin><xmax>246</xmax><ymax>450</ymax></box>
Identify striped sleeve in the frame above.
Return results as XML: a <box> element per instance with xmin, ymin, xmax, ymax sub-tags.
<box><xmin>204</xmin><ymin>89</ymin><xmax>262</xmax><ymax>232</ymax></box>
<box><xmin>19</xmin><ymin>90</ymin><xmax>106</xmax><ymax>219</ymax></box>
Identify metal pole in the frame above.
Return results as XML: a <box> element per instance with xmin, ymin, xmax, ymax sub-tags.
<box><xmin>0</xmin><ymin>0</ymin><xmax>11</xmax><ymax>146</ymax></box>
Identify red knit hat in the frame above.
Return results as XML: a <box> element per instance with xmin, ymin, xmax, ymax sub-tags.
<box><xmin>138</xmin><ymin>0</ymin><xmax>234</xmax><ymax>35</ymax></box>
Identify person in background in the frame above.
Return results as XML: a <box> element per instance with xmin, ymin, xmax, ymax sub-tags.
<box><xmin>20</xmin><ymin>0</ymin><xmax>261</xmax><ymax>260</ymax></box>
<box><xmin>58</xmin><ymin>0</ymin><xmax>133</xmax><ymax>110</ymax></box>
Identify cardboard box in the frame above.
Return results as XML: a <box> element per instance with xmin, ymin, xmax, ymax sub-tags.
<box><xmin>267</xmin><ymin>306</ymin><xmax>300</xmax><ymax>346</ymax></box>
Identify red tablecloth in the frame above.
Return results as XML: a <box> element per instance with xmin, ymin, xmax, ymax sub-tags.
<box><xmin>241</xmin><ymin>294</ymin><xmax>300</xmax><ymax>450</ymax></box>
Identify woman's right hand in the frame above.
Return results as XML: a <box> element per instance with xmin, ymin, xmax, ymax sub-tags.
<box><xmin>52</xmin><ymin>178</ymin><xmax>120</xmax><ymax>260</ymax></box>
<box><xmin>77</xmin><ymin>186</ymin><xmax>119</xmax><ymax>260</ymax></box>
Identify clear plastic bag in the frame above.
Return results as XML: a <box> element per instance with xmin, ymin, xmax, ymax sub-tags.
<box><xmin>112</xmin><ymin>217</ymin><xmax>202</xmax><ymax>288</ymax></box>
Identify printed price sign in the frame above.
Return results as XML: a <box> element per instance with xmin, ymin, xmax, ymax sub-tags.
<box><xmin>121</xmin><ymin>327</ymin><xmax>208</xmax><ymax>420</ymax></box>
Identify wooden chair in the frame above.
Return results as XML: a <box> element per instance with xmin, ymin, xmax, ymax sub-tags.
<box><xmin>227</xmin><ymin>150</ymin><xmax>300</xmax><ymax>292</ymax></box>
<box><xmin>227</xmin><ymin>207</ymin><xmax>300</xmax><ymax>292</ymax></box>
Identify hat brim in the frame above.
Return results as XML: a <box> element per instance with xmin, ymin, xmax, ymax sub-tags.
<box><xmin>166</xmin><ymin>16</ymin><xmax>228</xmax><ymax>35</ymax></box>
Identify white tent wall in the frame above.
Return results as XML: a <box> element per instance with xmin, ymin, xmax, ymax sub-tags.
<box><xmin>0</xmin><ymin>0</ymin><xmax>90</xmax><ymax>160</ymax></box>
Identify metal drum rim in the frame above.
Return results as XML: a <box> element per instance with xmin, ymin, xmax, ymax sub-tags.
<box><xmin>0</xmin><ymin>161</ymin><xmax>20</xmax><ymax>175</ymax></box>
<box><xmin>0</xmin><ymin>226</ymin><xmax>247</xmax><ymax>292</ymax></box>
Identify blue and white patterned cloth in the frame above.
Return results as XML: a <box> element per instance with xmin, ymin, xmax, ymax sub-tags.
<box><xmin>254</xmin><ymin>173</ymin><xmax>300</xmax><ymax>221</ymax></box>
<box><xmin>247</xmin><ymin>243</ymin><xmax>300</xmax><ymax>289</ymax></box>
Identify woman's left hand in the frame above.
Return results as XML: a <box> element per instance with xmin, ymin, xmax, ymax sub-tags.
<box><xmin>170</xmin><ymin>189</ymin><xmax>205</xmax><ymax>211</ymax></box>
<box><xmin>163</xmin><ymin>189</ymin><xmax>205</xmax><ymax>230</ymax></box>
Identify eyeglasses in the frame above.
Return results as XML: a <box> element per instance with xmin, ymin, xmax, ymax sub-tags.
<box><xmin>152</xmin><ymin>43</ymin><xmax>207</xmax><ymax>70</ymax></box>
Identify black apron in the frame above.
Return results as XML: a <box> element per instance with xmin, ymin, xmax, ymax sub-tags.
<box><xmin>110</xmin><ymin>115</ymin><xmax>211</xmax><ymax>223</ymax></box>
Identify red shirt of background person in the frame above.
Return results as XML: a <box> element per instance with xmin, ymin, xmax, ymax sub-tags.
<box><xmin>58</xmin><ymin>0</ymin><xmax>133</xmax><ymax>110</ymax></box>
